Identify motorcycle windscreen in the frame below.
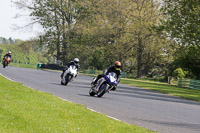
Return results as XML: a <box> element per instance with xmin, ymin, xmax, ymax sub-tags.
<box><xmin>107</xmin><ymin>72</ymin><xmax>117</xmax><ymax>85</ymax></box>
<box><xmin>70</xmin><ymin>65</ymin><xmax>77</xmax><ymax>70</ymax></box>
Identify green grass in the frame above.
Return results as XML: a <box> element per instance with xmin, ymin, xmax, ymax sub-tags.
<box><xmin>0</xmin><ymin>75</ymin><xmax>154</xmax><ymax>133</ymax></box>
<box><xmin>9</xmin><ymin>63</ymin><xmax>37</xmax><ymax>69</ymax></box>
<box><xmin>121</xmin><ymin>78</ymin><xmax>200</xmax><ymax>102</ymax></box>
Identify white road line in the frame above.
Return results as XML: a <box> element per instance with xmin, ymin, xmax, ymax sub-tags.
<box><xmin>87</xmin><ymin>107</ymin><xmax>121</xmax><ymax>122</ymax></box>
<box><xmin>0</xmin><ymin>73</ymin><xmax>15</xmax><ymax>82</ymax></box>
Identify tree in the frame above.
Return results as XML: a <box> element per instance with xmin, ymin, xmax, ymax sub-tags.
<box><xmin>14</xmin><ymin>0</ymin><xmax>171</xmax><ymax>77</ymax></box>
<box><xmin>9</xmin><ymin>37</ymin><xmax>14</xmax><ymax>44</ymax></box>
<box><xmin>172</xmin><ymin>46</ymin><xmax>200</xmax><ymax>79</ymax></box>
<box><xmin>76</xmin><ymin>0</ymin><xmax>167</xmax><ymax>77</ymax></box>
<box><xmin>160</xmin><ymin>0</ymin><xmax>200</xmax><ymax>79</ymax></box>
<box><xmin>122</xmin><ymin>0</ymin><xmax>166</xmax><ymax>78</ymax></box>
<box><xmin>173</xmin><ymin>68</ymin><xmax>185</xmax><ymax>79</ymax></box>
<box><xmin>15</xmin><ymin>0</ymin><xmax>82</xmax><ymax>65</ymax></box>
<box><xmin>161</xmin><ymin>0</ymin><xmax>200</xmax><ymax>47</ymax></box>
<box><xmin>2</xmin><ymin>38</ymin><xmax>9</xmax><ymax>44</ymax></box>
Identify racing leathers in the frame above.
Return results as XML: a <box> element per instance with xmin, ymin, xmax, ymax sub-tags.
<box><xmin>61</xmin><ymin>61</ymin><xmax>80</xmax><ymax>78</ymax></box>
<box><xmin>92</xmin><ymin>65</ymin><xmax>121</xmax><ymax>90</ymax></box>
<box><xmin>2</xmin><ymin>53</ymin><xmax>12</xmax><ymax>64</ymax></box>
<box><xmin>4</xmin><ymin>53</ymin><xmax>12</xmax><ymax>59</ymax></box>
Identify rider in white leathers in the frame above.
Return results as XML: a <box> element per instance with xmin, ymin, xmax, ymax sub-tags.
<box><xmin>61</xmin><ymin>58</ymin><xmax>80</xmax><ymax>79</ymax></box>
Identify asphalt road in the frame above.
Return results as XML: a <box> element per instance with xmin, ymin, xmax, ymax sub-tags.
<box><xmin>1</xmin><ymin>66</ymin><xmax>200</xmax><ymax>133</ymax></box>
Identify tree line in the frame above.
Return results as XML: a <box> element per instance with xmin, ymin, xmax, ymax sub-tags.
<box><xmin>0</xmin><ymin>40</ymin><xmax>51</xmax><ymax>64</ymax></box>
<box><xmin>0</xmin><ymin>37</ymin><xmax>22</xmax><ymax>44</ymax></box>
<box><xmin>14</xmin><ymin>0</ymin><xmax>200</xmax><ymax>80</ymax></box>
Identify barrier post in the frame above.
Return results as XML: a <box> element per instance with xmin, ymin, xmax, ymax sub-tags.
<box><xmin>37</xmin><ymin>64</ymin><xmax>42</xmax><ymax>69</ymax></box>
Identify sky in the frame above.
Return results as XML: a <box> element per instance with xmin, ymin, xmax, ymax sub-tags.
<box><xmin>0</xmin><ymin>0</ymin><xmax>42</xmax><ymax>40</ymax></box>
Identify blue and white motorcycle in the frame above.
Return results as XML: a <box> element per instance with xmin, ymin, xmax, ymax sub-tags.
<box><xmin>89</xmin><ymin>72</ymin><xmax>118</xmax><ymax>97</ymax></box>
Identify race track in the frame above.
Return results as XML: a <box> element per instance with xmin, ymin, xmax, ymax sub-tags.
<box><xmin>1</xmin><ymin>66</ymin><xmax>200</xmax><ymax>133</ymax></box>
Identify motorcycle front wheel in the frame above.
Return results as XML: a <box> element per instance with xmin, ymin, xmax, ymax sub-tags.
<box><xmin>97</xmin><ymin>83</ymin><xmax>107</xmax><ymax>97</ymax></box>
<box><xmin>64</xmin><ymin>75</ymin><xmax>70</xmax><ymax>85</ymax></box>
<box><xmin>61</xmin><ymin>81</ymin><xmax>64</xmax><ymax>85</ymax></box>
<box><xmin>3</xmin><ymin>61</ymin><xmax>6</xmax><ymax>68</ymax></box>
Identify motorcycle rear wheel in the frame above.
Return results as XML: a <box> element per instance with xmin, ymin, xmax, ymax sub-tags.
<box><xmin>89</xmin><ymin>88</ymin><xmax>95</xmax><ymax>96</ymax></box>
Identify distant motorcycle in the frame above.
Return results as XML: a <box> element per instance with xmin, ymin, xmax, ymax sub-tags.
<box><xmin>89</xmin><ymin>72</ymin><xmax>118</xmax><ymax>97</ymax></box>
<box><xmin>61</xmin><ymin>65</ymin><xmax>78</xmax><ymax>85</ymax></box>
<box><xmin>2</xmin><ymin>56</ymin><xmax>11</xmax><ymax>68</ymax></box>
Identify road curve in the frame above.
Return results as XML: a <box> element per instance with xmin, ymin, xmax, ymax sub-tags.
<box><xmin>1</xmin><ymin>66</ymin><xmax>200</xmax><ymax>133</ymax></box>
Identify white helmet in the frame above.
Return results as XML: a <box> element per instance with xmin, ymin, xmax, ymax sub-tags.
<box><xmin>74</xmin><ymin>58</ymin><xmax>79</xmax><ymax>64</ymax></box>
<box><xmin>8</xmin><ymin>51</ymin><xmax>11</xmax><ymax>54</ymax></box>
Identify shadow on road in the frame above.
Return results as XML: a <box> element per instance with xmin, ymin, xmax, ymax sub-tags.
<box><xmin>113</xmin><ymin>86</ymin><xmax>200</xmax><ymax>106</ymax></box>
<box><xmin>78</xmin><ymin>93</ymin><xmax>112</xmax><ymax>100</ymax></box>
<box><xmin>50</xmin><ymin>83</ymin><xmax>62</xmax><ymax>86</ymax></box>
<box><xmin>137</xmin><ymin>118</ymin><xmax>200</xmax><ymax>131</ymax></box>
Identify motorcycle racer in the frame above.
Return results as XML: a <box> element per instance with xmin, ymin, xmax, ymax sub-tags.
<box><xmin>91</xmin><ymin>61</ymin><xmax>122</xmax><ymax>91</ymax></box>
<box><xmin>60</xmin><ymin>58</ymin><xmax>80</xmax><ymax>79</ymax></box>
<box><xmin>3</xmin><ymin>51</ymin><xmax>12</xmax><ymax>60</ymax></box>
<box><xmin>2</xmin><ymin>51</ymin><xmax>12</xmax><ymax>66</ymax></box>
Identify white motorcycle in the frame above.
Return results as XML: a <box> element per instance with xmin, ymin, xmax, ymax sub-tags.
<box><xmin>61</xmin><ymin>65</ymin><xmax>78</xmax><ymax>85</ymax></box>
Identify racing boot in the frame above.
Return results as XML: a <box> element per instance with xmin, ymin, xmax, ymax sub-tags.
<box><xmin>91</xmin><ymin>78</ymin><xmax>97</xmax><ymax>89</ymax></box>
<box><xmin>60</xmin><ymin>73</ymin><xmax>64</xmax><ymax>79</ymax></box>
<box><xmin>60</xmin><ymin>70</ymin><xmax>66</xmax><ymax>79</ymax></box>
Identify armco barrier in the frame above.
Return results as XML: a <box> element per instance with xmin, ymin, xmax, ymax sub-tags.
<box><xmin>37</xmin><ymin>64</ymin><xmax>42</xmax><ymax>69</ymax></box>
<box><xmin>37</xmin><ymin>64</ymin><xmax>65</xmax><ymax>70</ymax></box>
<box><xmin>178</xmin><ymin>78</ymin><xmax>200</xmax><ymax>90</ymax></box>
<box><xmin>189</xmin><ymin>79</ymin><xmax>200</xmax><ymax>90</ymax></box>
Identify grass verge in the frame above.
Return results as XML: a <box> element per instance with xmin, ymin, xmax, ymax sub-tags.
<box><xmin>0</xmin><ymin>75</ymin><xmax>154</xmax><ymax>133</ymax></box>
<box><xmin>79</xmin><ymin>73</ymin><xmax>200</xmax><ymax>102</ymax></box>
<box><xmin>9</xmin><ymin>63</ymin><xmax>37</xmax><ymax>69</ymax></box>
<box><xmin>120</xmin><ymin>78</ymin><xmax>200</xmax><ymax>102</ymax></box>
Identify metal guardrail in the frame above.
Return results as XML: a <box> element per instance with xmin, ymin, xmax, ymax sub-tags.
<box><xmin>178</xmin><ymin>78</ymin><xmax>200</xmax><ymax>90</ymax></box>
<box><xmin>37</xmin><ymin>64</ymin><xmax>65</xmax><ymax>70</ymax></box>
<box><xmin>189</xmin><ymin>80</ymin><xmax>200</xmax><ymax>90</ymax></box>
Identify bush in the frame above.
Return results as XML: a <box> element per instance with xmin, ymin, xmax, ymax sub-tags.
<box><xmin>173</xmin><ymin>68</ymin><xmax>185</xmax><ymax>79</ymax></box>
